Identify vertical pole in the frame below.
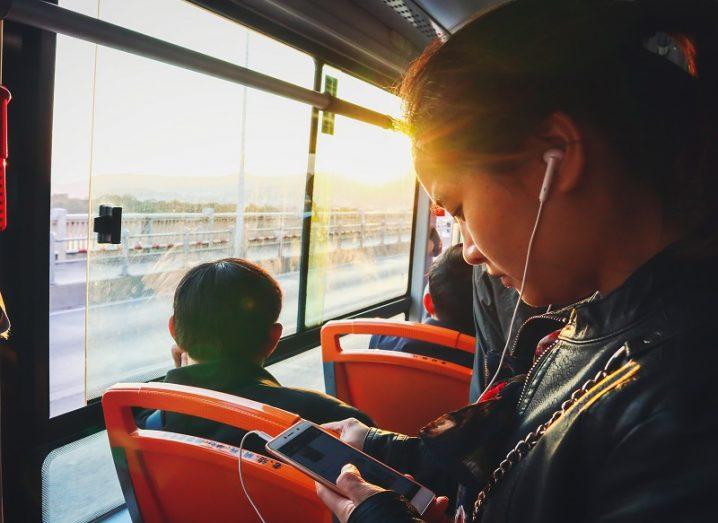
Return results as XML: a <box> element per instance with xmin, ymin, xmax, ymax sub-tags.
<box><xmin>336</xmin><ymin>216</ymin><xmax>342</xmax><ymax>250</ymax></box>
<box><xmin>296</xmin><ymin>59</ymin><xmax>323</xmax><ymax>333</ymax></box>
<box><xmin>234</xmin><ymin>30</ymin><xmax>249</xmax><ymax>258</ymax></box>
<box><xmin>380</xmin><ymin>214</ymin><xmax>386</xmax><ymax>246</ymax></box>
<box><xmin>408</xmin><ymin>188</ymin><xmax>431</xmax><ymax>322</ymax></box>
<box><xmin>51</xmin><ymin>207</ymin><xmax>67</xmax><ymax>260</ymax></box>
<box><xmin>121</xmin><ymin>228</ymin><xmax>129</xmax><ymax>277</ymax></box>
<box><xmin>359</xmin><ymin>210</ymin><xmax>365</xmax><ymax>249</ymax></box>
<box><xmin>277</xmin><ymin>213</ymin><xmax>284</xmax><ymax>271</ymax></box>
<box><xmin>49</xmin><ymin>231</ymin><xmax>55</xmax><ymax>285</ymax></box>
<box><xmin>182</xmin><ymin>227</ymin><xmax>189</xmax><ymax>268</ymax></box>
<box><xmin>202</xmin><ymin>207</ymin><xmax>214</xmax><ymax>246</ymax></box>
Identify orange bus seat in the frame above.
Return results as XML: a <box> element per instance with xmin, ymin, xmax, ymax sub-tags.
<box><xmin>102</xmin><ymin>382</ymin><xmax>332</xmax><ymax>523</ymax></box>
<box><xmin>321</xmin><ymin>319</ymin><xmax>475</xmax><ymax>435</ymax></box>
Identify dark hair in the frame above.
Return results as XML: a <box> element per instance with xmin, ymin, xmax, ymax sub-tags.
<box><xmin>173</xmin><ymin>258</ymin><xmax>282</xmax><ymax>361</ymax></box>
<box><xmin>401</xmin><ymin>0</ymin><xmax>718</xmax><ymax>255</ymax></box>
<box><xmin>428</xmin><ymin>244</ymin><xmax>474</xmax><ymax>333</ymax></box>
<box><xmin>428</xmin><ymin>226</ymin><xmax>442</xmax><ymax>257</ymax></box>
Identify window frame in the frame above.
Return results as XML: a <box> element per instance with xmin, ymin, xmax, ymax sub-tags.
<box><xmin>0</xmin><ymin>3</ymin><xmax>424</xmax><ymax>521</ymax></box>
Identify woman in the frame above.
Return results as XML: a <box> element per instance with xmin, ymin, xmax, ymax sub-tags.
<box><xmin>316</xmin><ymin>0</ymin><xmax>718</xmax><ymax>521</ymax></box>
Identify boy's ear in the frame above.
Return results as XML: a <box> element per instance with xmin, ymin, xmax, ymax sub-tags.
<box><xmin>168</xmin><ymin>316</ymin><xmax>176</xmax><ymax>340</ymax></box>
<box><xmin>423</xmin><ymin>292</ymin><xmax>436</xmax><ymax>317</ymax></box>
<box><xmin>262</xmin><ymin>323</ymin><xmax>283</xmax><ymax>359</ymax></box>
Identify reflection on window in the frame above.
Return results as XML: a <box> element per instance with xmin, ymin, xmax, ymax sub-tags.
<box><xmin>50</xmin><ymin>0</ymin><xmax>313</xmax><ymax>414</ymax></box>
<box><xmin>306</xmin><ymin>67</ymin><xmax>416</xmax><ymax>327</ymax></box>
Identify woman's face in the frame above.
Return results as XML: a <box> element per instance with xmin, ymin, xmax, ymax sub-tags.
<box><xmin>414</xmin><ymin>113</ymin><xmax>672</xmax><ymax>308</ymax></box>
<box><xmin>416</xmin><ymin>151</ymin><xmax>582</xmax><ymax>307</ymax></box>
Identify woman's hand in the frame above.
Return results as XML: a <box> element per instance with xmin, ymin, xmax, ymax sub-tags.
<box><xmin>316</xmin><ymin>464</ymin><xmax>385</xmax><ymax>522</ymax></box>
<box><xmin>316</xmin><ymin>465</ymin><xmax>450</xmax><ymax>523</ymax></box>
<box><xmin>322</xmin><ymin>418</ymin><xmax>371</xmax><ymax>449</ymax></box>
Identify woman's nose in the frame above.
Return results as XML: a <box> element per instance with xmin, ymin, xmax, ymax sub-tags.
<box><xmin>460</xmin><ymin>225</ymin><xmax>486</xmax><ymax>265</ymax></box>
<box><xmin>463</xmin><ymin>241</ymin><xmax>486</xmax><ymax>265</ymax></box>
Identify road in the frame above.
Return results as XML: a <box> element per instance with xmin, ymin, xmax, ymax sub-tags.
<box><xmin>50</xmin><ymin>254</ymin><xmax>409</xmax><ymax>416</ymax></box>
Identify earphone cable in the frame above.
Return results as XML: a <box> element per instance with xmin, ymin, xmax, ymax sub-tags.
<box><xmin>477</xmin><ymin>197</ymin><xmax>546</xmax><ymax>402</ymax></box>
<box><xmin>238</xmin><ymin>430</ymin><xmax>269</xmax><ymax>523</ymax></box>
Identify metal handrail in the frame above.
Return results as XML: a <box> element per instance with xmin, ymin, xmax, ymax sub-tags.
<box><xmin>1</xmin><ymin>0</ymin><xmax>399</xmax><ymax>130</ymax></box>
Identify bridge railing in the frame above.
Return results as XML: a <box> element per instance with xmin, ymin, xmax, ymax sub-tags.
<box><xmin>49</xmin><ymin>208</ymin><xmax>413</xmax><ymax>284</ymax></box>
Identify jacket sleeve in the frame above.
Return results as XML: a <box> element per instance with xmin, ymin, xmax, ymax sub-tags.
<box><xmin>364</xmin><ymin>428</ymin><xmax>458</xmax><ymax>500</ymax></box>
<box><xmin>588</xmin><ymin>407</ymin><xmax>718</xmax><ymax>522</ymax></box>
<box><xmin>348</xmin><ymin>491</ymin><xmax>425</xmax><ymax>523</ymax></box>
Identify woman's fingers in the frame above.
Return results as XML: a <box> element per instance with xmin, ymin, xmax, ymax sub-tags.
<box><xmin>321</xmin><ymin>420</ymin><xmax>347</xmax><ymax>435</ymax></box>
<box><xmin>315</xmin><ymin>482</ymin><xmax>355</xmax><ymax>523</ymax></box>
<box><xmin>321</xmin><ymin>418</ymin><xmax>370</xmax><ymax>449</ymax></box>
<box><xmin>315</xmin><ymin>465</ymin><xmax>385</xmax><ymax>523</ymax></box>
<box><xmin>336</xmin><ymin>464</ymin><xmax>385</xmax><ymax>503</ymax></box>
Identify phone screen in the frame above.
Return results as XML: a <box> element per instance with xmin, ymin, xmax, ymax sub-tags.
<box><xmin>274</xmin><ymin>425</ymin><xmax>421</xmax><ymax>500</ymax></box>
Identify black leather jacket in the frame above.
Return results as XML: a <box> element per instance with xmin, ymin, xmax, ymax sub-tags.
<box><xmin>350</xmin><ymin>249</ymin><xmax>718</xmax><ymax>522</ymax></box>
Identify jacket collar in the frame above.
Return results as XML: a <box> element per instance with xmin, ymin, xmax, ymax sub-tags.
<box><xmin>559</xmin><ymin>246</ymin><xmax>716</xmax><ymax>342</ymax></box>
<box><xmin>164</xmin><ymin>357</ymin><xmax>280</xmax><ymax>391</ymax></box>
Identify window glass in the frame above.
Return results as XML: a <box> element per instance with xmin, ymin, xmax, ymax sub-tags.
<box><xmin>50</xmin><ymin>0</ymin><xmax>313</xmax><ymax>414</ymax></box>
<box><xmin>57</xmin><ymin>0</ymin><xmax>312</xmax><ymax>88</ymax></box>
<box><xmin>305</xmin><ymin>67</ymin><xmax>415</xmax><ymax>326</ymax></box>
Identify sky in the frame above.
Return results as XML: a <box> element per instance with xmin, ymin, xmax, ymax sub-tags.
<box><xmin>51</xmin><ymin>0</ymin><xmax>415</xmax><ymax>204</ymax></box>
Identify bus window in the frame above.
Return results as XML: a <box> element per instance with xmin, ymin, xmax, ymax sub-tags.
<box><xmin>2</xmin><ymin>1</ymin><xmax>432</xmax><ymax>521</ymax></box>
<box><xmin>49</xmin><ymin>0</ymin><xmax>314</xmax><ymax>416</ymax></box>
<box><xmin>305</xmin><ymin>66</ymin><xmax>415</xmax><ymax>326</ymax></box>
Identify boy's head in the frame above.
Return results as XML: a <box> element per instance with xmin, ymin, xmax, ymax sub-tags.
<box><xmin>424</xmin><ymin>244</ymin><xmax>474</xmax><ymax>334</ymax></box>
<box><xmin>170</xmin><ymin>258</ymin><xmax>283</xmax><ymax>363</ymax></box>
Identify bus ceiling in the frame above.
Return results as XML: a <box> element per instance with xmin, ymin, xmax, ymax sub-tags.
<box><xmin>0</xmin><ymin>1</ymin><xmax>501</xmax><ymax>103</ymax></box>
<box><xmin>187</xmin><ymin>1</ymin><xmax>508</xmax><ymax>80</ymax></box>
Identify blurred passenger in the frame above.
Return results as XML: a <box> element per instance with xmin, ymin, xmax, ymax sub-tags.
<box><xmin>427</xmin><ymin>226</ymin><xmax>443</xmax><ymax>258</ymax></box>
<box><xmin>369</xmin><ymin>244</ymin><xmax>474</xmax><ymax>367</ymax></box>
<box><xmin>470</xmin><ymin>258</ymin><xmax>544</xmax><ymax>401</ymax></box>
<box><xmin>139</xmin><ymin>258</ymin><xmax>373</xmax><ymax>446</ymax></box>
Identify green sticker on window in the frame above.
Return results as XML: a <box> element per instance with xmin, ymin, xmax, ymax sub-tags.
<box><xmin>322</xmin><ymin>75</ymin><xmax>338</xmax><ymax>135</ymax></box>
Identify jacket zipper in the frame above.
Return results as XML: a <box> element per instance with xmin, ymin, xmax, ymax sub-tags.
<box><xmin>511</xmin><ymin>313</ymin><xmax>569</xmax><ymax>410</ymax></box>
<box><xmin>480</xmin><ymin>310</ymin><xmax>569</xmax><ymax>401</ymax></box>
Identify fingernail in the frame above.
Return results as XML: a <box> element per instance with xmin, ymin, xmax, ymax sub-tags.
<box><xmin>341</xmin><ymin>463</ymin><xmax>358</xmax><ymax>474</ymax></box>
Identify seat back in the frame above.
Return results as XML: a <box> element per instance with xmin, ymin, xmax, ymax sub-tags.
<box><xmin>321</xmin><ymin>319</ymin><xmax>475</xmax><ymax>435</ymax></box>
<box><xmin>102</xmin><ymin>382</ymin><xmax>332</xmax><ymax>523</ymax></box>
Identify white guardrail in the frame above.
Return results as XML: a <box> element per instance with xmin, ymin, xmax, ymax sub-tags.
<box><xmin>49</xmin><ymin>208</ymin><xmax>413</xmax><ymax>284</ymax></box>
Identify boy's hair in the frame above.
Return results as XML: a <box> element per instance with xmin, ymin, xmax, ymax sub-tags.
<box><xmin>427</xmin><ymin>244</ymin><xmax>474</xmax><ymax>333</ymax></box>
<box><xmin>173</xmin><ymin>258</ymin><xmax>282</xmax><ymax>361</ymax></box>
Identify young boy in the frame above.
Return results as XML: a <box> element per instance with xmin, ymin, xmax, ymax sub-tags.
<box><xmin>141</xmin><ymin>258</ymin><xmax>372</xmax><ymax>446</ymax></box>
<box><xmin>369</xmin><ymin>244</ymin><xmax>474</xmax><ymax>367</ymax></box>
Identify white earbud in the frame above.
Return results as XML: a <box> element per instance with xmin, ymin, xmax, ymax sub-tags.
<box><xmin>476</xmin><ymin>147</ymin><xmax>564</xmax><ymax>403</ymax></box>
<box><xmin>539</xmin><ymin>149</ymin><xmax>564</xmax><ymax>203</ymax></box>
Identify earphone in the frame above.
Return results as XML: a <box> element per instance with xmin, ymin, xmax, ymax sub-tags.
<box><xmin>476</xmin><ymin>148</ymin><xmax>563</xmax><ymax>402</ymax></box>
<box><xmin>540</xmin><ymin>149</ymin><xmax>564</xmax><ymax>203</ymax></box>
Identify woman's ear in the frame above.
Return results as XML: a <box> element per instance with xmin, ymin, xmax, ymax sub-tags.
<box><xmin>538</xmin><ymin>111</ymin><xmax>586</xmax><ymax>195</ymax></box>
<box><xmin>168</xmin><ymin>316</ymin><xmax>176</xmax><ymax>340</ymax></box>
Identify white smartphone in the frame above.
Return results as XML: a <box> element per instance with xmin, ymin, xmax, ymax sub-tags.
<box><xmin>265</xmin><ymin>420</ymin><xmax>435</xmax><ymax>515</ymax></box>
